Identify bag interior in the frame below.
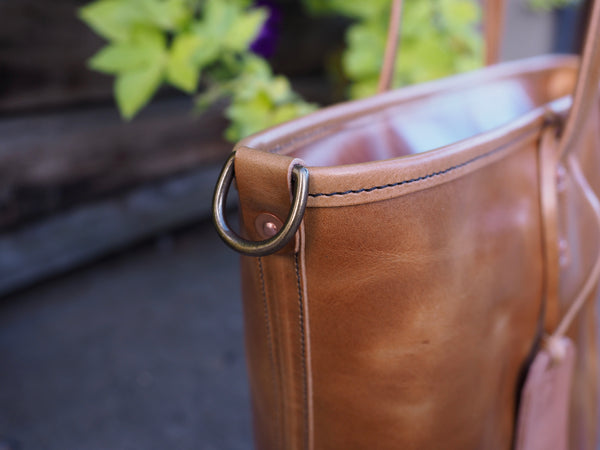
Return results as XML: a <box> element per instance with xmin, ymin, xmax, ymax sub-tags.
<box><xmin>256</xmin><ymin>61</ymin><xmax>577</xmax><ymax>167</ymax></box>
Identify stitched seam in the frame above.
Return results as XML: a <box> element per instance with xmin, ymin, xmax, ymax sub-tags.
<box><xmin>294</xmin><ymin>252</ymin><xmax>309</xmax><ymax>450</ymax></box>
<box><xmin>258</xmin><ymin>257</ymin><xmax>282</xmax><ymax>449</ymax></box>
<box><xmin>309</xmin><ymin>136</ymin><xmax>524</xmax><ymax>198</ymax></box>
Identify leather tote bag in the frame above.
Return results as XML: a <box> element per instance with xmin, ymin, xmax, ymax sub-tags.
<box><xmin>212</xmin><ymin>0</ymin><xmax>600</xmax><ymax>448</ymax></box>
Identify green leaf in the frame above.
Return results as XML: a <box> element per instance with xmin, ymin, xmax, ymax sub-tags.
<box><xmin>196</xmin><ymin>0</ymin><xmax>266</xmax><ymax>52</ymax></box>
<box><xmin>272</xmin><ymin>102</ymin><xmax>316</xmax><ymax>124</ymax></box>
<box><xmin>167</xmin><ymin>34</ymin><xmax>200</xmax><ymax>92</ymax></box>
<box><xmin>79</xmin><ymin>0</ymin><xmax>143</xmax><ymax>42</ymax></box>
<box><xmin>348</xmin><ymin>78</ymin><xmax>378</xmax><ymax>99</ymax></box>
<box><xmin>343</xmin><ymin>22</ymin><xmax>385</xmax><ymax>79</ymax></box>
<box><xmin>223</xmin><ymin>8</ymin><xmax>267</xmax><ymax>51</ymax></box>
<box><xmin>201</xmin><ymin>0</ymin><xmax>238</xmax><ymax>37</ymax></box>
<box><xmin>224</xmin><ymin>57</ymin><xmax>317</xmax><ymax>141</ymax></box>
<box><xmin>402</xmin><ymin>1</ymin><xmax>435</xmax><ymax>36</ymax></box>
<box><xmin>89</xmin><ymin>25</ymin><xmax>166</xmax><ymax>73</ymax></box>
<box><xmin>166</xmin><ymin>31</ymin><xmax>220</xmax><ymax>92</ymax></box>
<box><xmin>79</xmin><ymin>0</ymin><xmax>189</xmax><ymax>41</ymax></box>
<box><xmin>225</xmin><ymin>94</ymin><xmax>272</xmax><ymax>141</ymax></box>
<box><xmin>194</xmin><ymin>84</ymin><xmax>228</xmax><ymax>112</ymax></box>
<box><xmin>128</xmin><ymin>24</ymin><xmax>167</xmax><ymax>46</ymax></box>
<box><xmin>267</xmin><ymin>76</ymin><xmax>293</xmax><ymax>103</ymax></box>
<box><xmin>440</xmin><ymin>0</ymin><xmax>480</xmax><ymax>28</ymax></box>
<box><xmin>137</xmin><ymin>0</ymin><xmax>193</xmax><ymax>30</ymax></box>
<box><xmin>240</xmin><ymin>55</ymin><xmax>272</xmax><ymax>79</ymax></box>
<box><xmin>115</xmin><ymin>64</ymin><xmax>165</xmax><ymax>119</ymax></box>
<box><xmin>89</xmin><ymin>42</ymin><xmax>161</xmax><ymax>74</ymax></box>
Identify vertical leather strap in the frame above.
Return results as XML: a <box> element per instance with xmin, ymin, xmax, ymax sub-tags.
<box><xmin>539</xmin><ymin>127</ymin><xmax>561</xmax><ymax>333</ymax></box>
<box><xmin>545</xmin><ymin>153</ymin><xmax>600</xmax><ymax>359</ymax></box>
<box><xmin>484</xmin><ymin>0</ymin><xmax>505</xmax><ymax>65</ymax></box>
<box><xmin>377</xmin><ymin>0</ymin><xmax>600</xmax><ymax>158</ymax></box>
<box><xmin>378</xmin><ymin>0</ymin><xmax>404</xmax><ymax>93</ymax></box>
<box><xmin>558</xmin><ymin>0</ymin><xmax>600</xmax><ymax>159</ymax></box>
<box><xmin>378</xmin><ymin>0</ymin><xmax>505</xmax><ymax>93</ymax></box>
<box><xmin>235</xmin><ymin>147</ymin><xmax>313</xmax><ymax>450</ymax></box>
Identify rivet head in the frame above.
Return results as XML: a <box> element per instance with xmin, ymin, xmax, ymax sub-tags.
<box><xmin>255</xmin><ymin>213</ymin><xmax>283</xmax><ymax>240</ymax></box>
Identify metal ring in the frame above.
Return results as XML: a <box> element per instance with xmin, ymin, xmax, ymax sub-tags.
<box><xmin>212</xmin><ymin>152</ymin><xmax>309</xmax><ymax>257</ymax></box>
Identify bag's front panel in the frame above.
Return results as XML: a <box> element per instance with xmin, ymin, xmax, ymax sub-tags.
<box><xmin>303</xmin><ymin>140</ymin><xmax>544</xmax><ymax>449</ymax></box>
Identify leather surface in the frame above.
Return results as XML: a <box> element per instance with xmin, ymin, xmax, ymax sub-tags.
<box><xmin>484</xmin><ymin>0</ymin><xmax>505</xmax><ymax>65</ymax></box>
<box><xmin>233</xmin><ymin>55</ymin><xmax>600</xmax><ymax>450</ymax></box>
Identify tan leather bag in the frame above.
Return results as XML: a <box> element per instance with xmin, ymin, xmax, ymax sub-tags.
<box><xmin>212</xmin><ymin>1</ymin><xmax>600</xmax><ymax>448</ymax></box>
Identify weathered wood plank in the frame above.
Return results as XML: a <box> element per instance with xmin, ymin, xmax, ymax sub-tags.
<box><xmin>0</xmin><ymin>0</ymin><xmax>111</xmax><ymax>112</ymax></box>
<box><xmin>0</xmin><ymin>164</ymin><xmax>224</xmax><ymax>297</ymax></box>
<box><xmin>0</xmin><ymin>97</ymin><xmax>230</xmax><ymax>230</ymax></box>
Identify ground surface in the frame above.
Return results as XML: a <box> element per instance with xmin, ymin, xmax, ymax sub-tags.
<box><xmin>0</xmin><ymin>220</ymin><xmax>251</xmax><ymax>450</ymax></box>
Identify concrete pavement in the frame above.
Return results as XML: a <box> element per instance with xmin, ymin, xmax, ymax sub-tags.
<box><xmin>0</xmin><ymin>220</ymin><xmax>252</xmax><ymax>450</ymax></box>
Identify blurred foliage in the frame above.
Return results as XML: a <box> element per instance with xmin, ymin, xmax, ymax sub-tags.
<box><xmin>305</xmin><ymin>0</ymin><xmax>482</xmax><ymax>98</ymax></box>
<box><xmin>80</xmin><ymin>0</ymin><xmax>316</xmax><ymax>140</ymax></box>
<box><xmin>80</xmin><ymin>0</ymin><xmax>574</xmax><ymax>141</ymax></box>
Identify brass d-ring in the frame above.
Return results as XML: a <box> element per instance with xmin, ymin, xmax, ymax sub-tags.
<box><xmin>212</xmin><ymin>152</ymin><xmax>309</xmax><ymax>257</ymax></box>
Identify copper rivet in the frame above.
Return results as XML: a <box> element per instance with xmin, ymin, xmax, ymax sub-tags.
<box><xmin>263</xmin><ymin>222</ymin><xmax>278</xmax><ymax>237</ymax></box>
<box><xmin>255</xmin><ymin>213</ymin><xmax>283</xmax><ymax>240</ymax></box>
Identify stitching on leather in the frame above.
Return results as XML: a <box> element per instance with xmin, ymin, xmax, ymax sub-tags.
<box><xmin>309</xmin><ymin>140</ymin><xmax>516</xmax><ymax>198</ymax></box>
<box><xmin>258</xmin><ymin>257</ymin><xmax>282</xmax><ymax>449</ymax></box>
<box><xmin>294</xmin><ymin>252</ymin><xmax>309</xmax><ymax>450</ymax></box>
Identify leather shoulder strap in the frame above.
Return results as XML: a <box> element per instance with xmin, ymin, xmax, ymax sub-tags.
<box><xmin>378</xmin><ymin>0</ymin><xmax>600</xmax><ymax>153</ymax></box>
<box><xmin>558</xmin><ymin>0</ymin><xmax>600</xmax><ymax>158</ymax></box>
<box><xmin>484</xmin><ymin>0</ymin><xmax>505</xmax><ymax>65</ymax></box>
<box><xmin>378</xmin><ymin>0</ymin><xmax>505</xmax><ymax>93</ymax></box>
<box><xmin>378</xmin><ymin>0</ymin><xmax>404</xmax><ymax>93</ymax></box>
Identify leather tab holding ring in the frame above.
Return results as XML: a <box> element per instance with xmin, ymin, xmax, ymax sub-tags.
<box><xmin>212</xmin><ymin>151</ymin><xmax>309</xmax><ymax>257</ymax></box>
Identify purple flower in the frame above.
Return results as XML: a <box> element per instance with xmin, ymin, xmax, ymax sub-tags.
<box><xmin>250</xmin><ymin>0</ymin><xmax>282</xmax><ymax>59</ymax></box>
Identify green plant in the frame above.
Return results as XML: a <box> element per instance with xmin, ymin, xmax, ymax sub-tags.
<box><xmin>80</xmin><ymin>0</ymin><xmax>316</xmax><ymax>141</ymax></box>
<box><xmin>81</xmin><ymin>0</ymin><xmax>574</xmax><ymax>141</ymax></box>
<box><xmin>306</xmin><ymin>0</ymin><xmax>482</xmax><ymax>99</ymax></box>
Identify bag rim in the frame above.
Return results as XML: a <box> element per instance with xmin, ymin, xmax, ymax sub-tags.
<box><xmin>235</xmin><ymin>55</ymin><xmax>578</xmax><ymax>207</ymax></box>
